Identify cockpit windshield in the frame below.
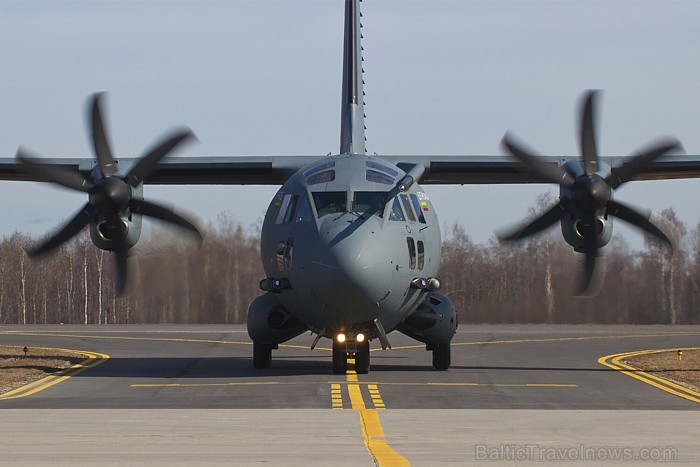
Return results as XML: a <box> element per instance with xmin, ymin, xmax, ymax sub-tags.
<box><xmin>312</xmin><ymin>192</ymin><xmax>347</xmax><ymax>218</ymax></box>
<box><xmin>353</xmin><ymin>191</ymin><xmax>388</xmax><ymax>218</ymax></box>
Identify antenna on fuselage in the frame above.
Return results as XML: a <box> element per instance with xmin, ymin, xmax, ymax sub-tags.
<box><xmin>339</xmin><ymin>0</ymin><xmax>366</xmax><ymax>155</ymax></box>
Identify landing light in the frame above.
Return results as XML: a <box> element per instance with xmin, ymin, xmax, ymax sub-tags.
<box><xmin>356</xmin><ymin>333</ymin><xmax>365</xmax><ymax>343</ymax></box>
<box><xmin>336</xmin><ymin>333</ymin><xmax>346</xmax><ymax>343</ymax></box>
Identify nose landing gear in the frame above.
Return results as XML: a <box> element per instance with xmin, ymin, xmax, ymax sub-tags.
<box><xmin>332</xmin><ymin>331</ymin><xmax>370</xmax><ymax>374</ymax></box>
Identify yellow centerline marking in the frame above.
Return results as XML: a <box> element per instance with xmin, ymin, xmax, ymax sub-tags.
<box><xmin>360</xmin><ymin>409</ymin><xmax>409</xmax><ymax>466</ymax></box>
<box><xmin>599</xmin><ymin>348</ymin><xmax>700</xmax><ymax>405</ymax></box>
<box><xmin>0</xmin><ymin>347</ymin><xmax>109</xmax><ymax>401</ymax></box>
<box><xmin>340</xmin><ymin>358</ymin><xmax>409</xmax><ymax>466</ymax></box>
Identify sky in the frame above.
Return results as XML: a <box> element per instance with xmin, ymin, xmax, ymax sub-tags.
<box><xmin>1</xmin><ymin>0</ymin><xmax>699</xmax><ymax>248</ymax></box>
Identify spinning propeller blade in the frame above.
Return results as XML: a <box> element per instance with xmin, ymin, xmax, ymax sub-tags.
<box><xmin>499</xmin><ymin>90</ymin><xmax>680</xmax><ymax>295</ymax></box>
<box><xmin>16</xmin><ymin>93</ymin><xmax>201</xmax><ymax>295</ymax></box>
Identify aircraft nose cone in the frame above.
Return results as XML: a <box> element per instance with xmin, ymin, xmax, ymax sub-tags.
<box><xmin>312</xmin><ymin>214</ymin><xmax>392</xmax><ymax>324</ymax></box>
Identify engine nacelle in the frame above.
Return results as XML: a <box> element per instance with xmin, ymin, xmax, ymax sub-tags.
<box><xmin>560</xmin><ymin>215</ymin><xmax>613</xmax><ymax>252</ymax></box>
<box><xmin>88</xmin><ymin>183</ymin><xmax>143</xmax><ymax>251</ymax></box>
<box><xmin>247</xmin><ymin>292</ymin><xmax>308</xmax><ymax>345</ymax></box>
<box><xmin>396</xmin><ymin>292</ymin><xmax>457</xmax><ymax>345</ymax></box>
<box><xmin>558</xmin><ymin>159</ymin><xmax>613</xmax><ymax>252</ymax></box>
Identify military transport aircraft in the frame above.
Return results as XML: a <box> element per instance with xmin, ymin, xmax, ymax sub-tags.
<box><xmin>1</xmin><ymin>0</ymin><xmax>700</xmax><ymax>374</ymax></box>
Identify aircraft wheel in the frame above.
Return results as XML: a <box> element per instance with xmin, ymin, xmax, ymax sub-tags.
<box><xmin>432</xmin><ymin>342</ymin><xmax>451</xmax><ymax>370</ymax></box>
<box><xmin>332</xmin><ymin>339</ymin><xmax>348</xmax><ymax>374</ymax></box>
<box><xmin>253</xmin><ymin>342</ymin><xmax>272</xmax><ymax>369</ymax></box>
<box><xmin>354</xmin><ymin>341</ymin><xmax>370</xmax><ymax>374</ymax></box>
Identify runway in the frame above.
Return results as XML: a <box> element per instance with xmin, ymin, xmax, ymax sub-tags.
<box><xmin>1</xmin><ymin>324</ymin><xmax>699</xmax><ymax>465</ymax></box>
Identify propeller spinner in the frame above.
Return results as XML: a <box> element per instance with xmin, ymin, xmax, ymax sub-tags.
<box><xmin>17</xmin><ymin>93</ymin><xmax>202</xmax><ymax>295</ymax></box>
<box><xmin>499</xmin><ymin>90</ymin><xmax>681</xmax><ymax>295</ymax></box>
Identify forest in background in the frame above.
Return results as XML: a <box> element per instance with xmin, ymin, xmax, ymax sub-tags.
<box><xmin>0</xmin><ymin>206</ymin><xmax>698</xmax><ymax>326</ymax></box>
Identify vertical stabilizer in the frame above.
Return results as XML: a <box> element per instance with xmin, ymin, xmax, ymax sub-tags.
<box><xmin>339</xmin><ymin>0</ymin><xmax>366</xmax><ymax>155</ymax></box>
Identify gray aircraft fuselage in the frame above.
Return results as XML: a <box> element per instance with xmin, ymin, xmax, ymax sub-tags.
<box><xmin>260</xmin><ymin>154</ymin><xmax>441</xmax><ymax>335</ymax></box>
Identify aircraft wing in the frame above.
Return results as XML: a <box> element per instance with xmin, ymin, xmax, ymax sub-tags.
<box><xmin>379</xmin><ymin>154</ymin><xmax>700</xmax><ymax>184</ymax></box>
<box><xmin>2</xmin><ymin>153</ymin><xmax>700</xmax><ymax>186</ymax></box>
<box><xmin>0</xmin><ymin>155</ymin><xmax>326</xmax><ymax>185</ymax></box>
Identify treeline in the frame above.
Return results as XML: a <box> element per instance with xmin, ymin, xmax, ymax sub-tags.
<box><xmin>0</xmin><ymin>215</ymin><xmax>263</xmax><ymax>325</ymax></box>
<box><xmin>0</xmin><ymin>209</ymin><xmax>699</xmax><ymax>325</ymax></box>
<box><xmin>441</xmin><ymin>208</ymin><xmax>700</xmax><ymax>324</ymax></box>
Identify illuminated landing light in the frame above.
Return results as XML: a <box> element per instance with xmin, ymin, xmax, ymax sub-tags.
<box><xmin>336</xmin><ymin>333</ymin><xmax>346</xmax><ymax>344</ymax></box>
<box><xmin>356</xmin><ymin>333</ymin><xmax>365</xmax><ymax>343</ymax></box>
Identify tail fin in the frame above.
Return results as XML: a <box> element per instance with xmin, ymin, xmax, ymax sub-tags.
<box><xmin>339</xmin><ymin>0</ymin><xmax>366</xmax><ymax>155</ymax></box>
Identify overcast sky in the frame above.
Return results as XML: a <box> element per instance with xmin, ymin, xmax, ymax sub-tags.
<box><xmin>1</xmin><ymin>0</ymin><xmax>699</xmax><ymax>248</ymax></box>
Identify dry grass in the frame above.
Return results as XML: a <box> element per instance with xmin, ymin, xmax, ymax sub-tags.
<box><xmin>0</xmin><ymin>345</ymin><xmax>84</xmax><ymax>395</ymax></box>
<box><xmin>623</xmin><ymin>349</ymin><xmax>700</xmax><ymax>392</ymax></box>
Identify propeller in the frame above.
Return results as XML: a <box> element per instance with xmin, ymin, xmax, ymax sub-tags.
<box><xmin>499</xmin><ymin>90</ymin><xmax>681</xmax><ymax>295</ymax></box>
<box><xmin>17</xmin><ymin>92</ymin><xmax>202</xmax><ymax>295</ymax></box>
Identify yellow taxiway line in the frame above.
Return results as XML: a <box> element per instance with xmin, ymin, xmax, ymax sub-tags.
<box><xmin>599</xmin><ymin>348</ymin><xmax>700</xmax><ymax>405</ymax></box>
<box><xmin>0</xmin><ymin>331</ymin><xmax>327</xmax><ymax>351</ymax></box>
<box><xmin>386</xmin><ymin>332</ymin><xmax>700</xmax><ymax>351</ymax></box>
<box><xmin>0</xmin><ymin>348</ymin><xmax>109</xmax><ymax>401</ymax></box>
<box><xmin>342</xmin><ymin>359</ymin><xmax>409</xmax><ymax>467</ymax></box>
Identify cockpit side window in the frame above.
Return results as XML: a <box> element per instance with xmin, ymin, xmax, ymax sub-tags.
<box><xmin>389</xmin><ymin>197</ymin><xmax>406</xmax><ymax>221</ymax></box>
<box><xmin>295</xmin><ymin>194</ymin><xmax>314</xmax><ymax>222</ymax></box>
<box><xmin>353</xmin><ymin>191</ymin><xmax>389</xmax><ymax>218</ymax></box>
<box><xmin>276</xmin><ymin>194</ymin><xmax>296</xmax><ymax>224</ymax></box>
<box><xmin>400</xmin><ymin>194</ymin><xmax>416</xmax><ymax>222</ymax></box>
<box><xmin>312</xmin><ymin>191</ymin><xmax>347</xmax><ymax>218</ymax></box>
<box><xmin>409</xmin><ymin>194</ymin><xmax>427</xmax><ymax>224</ymax></box>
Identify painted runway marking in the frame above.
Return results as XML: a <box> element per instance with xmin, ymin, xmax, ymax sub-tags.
<box><xmin>342</xmin><ymin>359</ymin><xmax>409</xmax><ymax>466</ymax></box>
<box><xmin>330</xmin><ymin>383</ymin><xmax>343</xmax><ymax>409</ymax></box>
<box><xmin>368</xmin><ymin>384</ymin><xmax>386</xmax><ymax>409</ymax></box>
<box><xmin>386</xmin><ymin>332</ymin><xmax>700</xmax><ymax>351</ymax></box>
<box><xmin>0</xmin><ymin>348</ymin><xmax>109</xmax><ymax>401</ymax></box>
<box><xmin>0</xmin><ymin>331</ymin><xmax>329</xmax><ymax>351</ymax></box>
<box><xmin>599</xmin><ymin>348</ymin><xmax>700</xmax><ymax>405</ymax></box>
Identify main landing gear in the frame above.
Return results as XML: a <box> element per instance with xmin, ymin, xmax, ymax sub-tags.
<box><xmin>430</xmin><ymin>342</ymin><xmax>451</xmax><ymax>371</ymax></box>
<box><xmin>253</xmin><ymin>343</ymin><xmax>276</xmax><ymax>369</ymax></box>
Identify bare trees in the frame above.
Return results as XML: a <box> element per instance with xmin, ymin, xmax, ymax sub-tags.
<box><xmin>0</xmin><ymin>205</ymin><xmax>699</xmax><ymax>325</ymax></box>
<box><xmin>440</xmin><ymin>207</ymin><xmax>700</xmax><ymax>324</ymax></box>
<box><xmin>0</xmin><ymin>218</ymin><xmax>262</xmax><ymax>324</ymax></box>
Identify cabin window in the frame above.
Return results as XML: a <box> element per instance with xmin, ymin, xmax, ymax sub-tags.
<box><xmin>409</xmin><ymin>194</ymin><xmax>426</xmax><ymax>224</ymax></box>
<box><xmin>400</xmin><ymin>194</ymin><xmax>416</xmax><ymax>222</ymax></box>
<box><xmin>407</xmin><ymin>237</ymin><xmax>416</xmax><ymax>270</ymax></box>
<box><xmin>389</xmin><ymin>197</ymin><xmax>406</xmax><ymax>221</ymax></box>
<box><xmin>417</xmin><ymin>240</ymin><xmax>425</xmax><ymax>270</ymax></box>
<box><xmin>353</xmin><ymin>191</ymin><xmax>388</xmax><ymax>218</ymax></box>
<box><xmin>307</xmin><ymin>170</ymin><xmax>335</xmax><ymax>185</ymax></box>
<box><xmin>312</xmin><ymin>191</ymin><xmax>347</xmax><ymax>218</ymax></box>
<box><xmin>295</xmin><ymin>194</ymin><xmax>314</xmax><ymax>222</ymax></box>
<box><xmin>366</xmin><ymin>170</ymin><xmax>394</xmax><ymax>185</ymax></box>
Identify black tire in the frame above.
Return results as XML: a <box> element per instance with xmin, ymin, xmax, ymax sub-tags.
<box><xmin>432</xmin><ymin>342</ymin><xmax>451</xmax><ymax>370</ymax></box>
<box><xmin>354</xmin><ymin>340</ymin><xmax>370</xmax><ymax>374</ymax></box>
<box><xmin>332</xmin><ymin>339</ymin><xmax>348</xmax><ymax>374</ymax></box>
<box><xmin>253</xmin><ymin>342</ymin><xmax>272</xmax><ymax>369</ymax></box>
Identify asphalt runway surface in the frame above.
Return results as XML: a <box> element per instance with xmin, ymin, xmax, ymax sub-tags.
<box><xmin>1</xmin><ymin>324</ymin><xmax>700</xmax><ymax>465</ymax></box>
